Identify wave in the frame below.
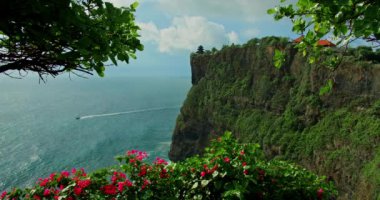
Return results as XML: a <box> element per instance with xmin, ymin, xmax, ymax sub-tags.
<box><xmin>76</xmin><ymin>106</ymin><xmax>180</xmax><ymax>120</ymax></box>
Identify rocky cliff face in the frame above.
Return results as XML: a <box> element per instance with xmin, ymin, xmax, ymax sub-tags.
<box><xmin>169</xmin><ymin>37</ymin><xmax>380</xmax><ymax>199</ymax></box>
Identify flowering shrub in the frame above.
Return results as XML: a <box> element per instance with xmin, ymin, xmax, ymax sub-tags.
<box><xmin>1</xmin><ymin>132</ymin><xmax>336</xmax><ymax>199</ymax></box>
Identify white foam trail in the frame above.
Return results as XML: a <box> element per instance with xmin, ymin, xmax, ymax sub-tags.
<box><xmin>77</xmin><ymin>107</ymin><xmax>180</xmax><ymax>120</ymax></box>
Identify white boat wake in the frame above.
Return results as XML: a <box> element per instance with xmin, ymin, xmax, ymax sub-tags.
<box><xmin>76</xmin><ymin>106</ymin><xmax>180</xmax><ymax>120</ymax></box>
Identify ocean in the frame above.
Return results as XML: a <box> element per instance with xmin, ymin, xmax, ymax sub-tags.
<box><xmin>0</xmin><ymin>76</ymin><xmax>191</xmax><ymax>190</ymax></box>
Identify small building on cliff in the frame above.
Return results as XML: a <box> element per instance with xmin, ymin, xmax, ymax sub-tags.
<box><xmin>293</xmin><ymin>36</ymin><xmax>336</xmax><ymax>47</ymax></box>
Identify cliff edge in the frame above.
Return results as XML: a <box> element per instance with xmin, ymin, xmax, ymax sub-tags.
<box><xmin>169</xmin><ymin>37</ymin><xmax>380</xmax><ymax>199</ymax></box>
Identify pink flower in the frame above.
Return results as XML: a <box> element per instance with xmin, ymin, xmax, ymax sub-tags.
<box><xmin>141</xmin><ymin>179</ymin><xmax>150</xmax><ymax>190</ymax></box>
<box><xmin>43</xmin><ymin>189</ymin><xmax>51</xmax><ymax>196</ymax></box>
<box><xmin>1</xmin><ymin>191</ymin><xmax>7</xmax><ymax>199</ymax></box>
<box><xmin>126</xmin><ymin>180</ymin><xmax>133</xmax><ymax>187</ymax></box>
<box><xmin>49</xmin><ymin>173</ymin><xmax>56</xmax><ymax>181</ymax></box>
<box><xmin>138</xmin><ymin>165</ymin><xmax>147</xmax><ymax>177</ymax></box>
<box><xmin>80</xmin><ymin>168</ymin><xmax>87</xmax><ymax>176</ymax></box>
<box><xmin>117</xmin><ymin>182</ymin><xmax>125</xmax><ymax>192</ymax></box>
<box><xmin>39</xmin><ymin>178</ymin><xmax>49</xmax><ymax>187</ymax></box>
<box><xmin>317</xmin><ymin>188</ymin><xmax>324</xmax><ymax>200</ymax></box>
<box><xmin>71</xmin><ymin>168</ymin><xmax>77</xmax><ymax>174</ymax></box>
<box><xmin>61</xmin><ymin>171</ymin><xmax>70</xmax><ymax>178</ymax></box>
<box><xmin>160</xmin><ymin>168</ymin><xmax>168</xmax><ymax>178</ymax></box>
<box><xmin>154</xmin><ymin>157</ymin><xmax>168</xmax><ymax>165</ymax></box>
<box><xmin>102</xmin><ymin>185</ymin><xmax>117</xmax><ymax>195</ymax></box>
<box><xmin>200</xmin><ymin>171</ymin><xmax>206</xmax><ymax>177</ymax></box>
<box><xmin>224</xmin><ymin>157</ymin><xmax>230</xmax><ymax>163</ymax></box>
<box><xmin>33</xmin><ymin>195</ymin><xmax>41</xmax><ymax>200</ymax></box>
<box><xmin>78</xmin><ymin>179</ymin><xmax>91</xmax><ymax>189</ymax></box>
<box><xmin>73</xmin><ymin>186</ymin><xmax>82</xmax><ymax>196</ymax></box>
<box><xmin>127</xmin><ymin>150</ymin><xmax>148</xmax><ymax>161</ymax></box>
<box><xmin>59</xmin><ymin>185</ymin><xmax>65</xmax><ymax>191</ymax></box>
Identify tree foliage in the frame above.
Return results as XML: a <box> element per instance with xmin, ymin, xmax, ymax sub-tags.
<box><xmin>197</xmin><ymin>45</ymin><xmax>204</xmax><ymax>54</ymax></box>
<box><xmin>0</xmin><ymin>0</ymin><xmax>143</xmax><ymax>79</ymax></box>
<box><xmin>268</xmin><ymin>0</ymin><xmax>379</xmax><ymax>67</ymax></box>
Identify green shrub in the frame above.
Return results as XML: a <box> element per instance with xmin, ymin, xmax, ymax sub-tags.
<box><xmin>1</xmin><ymin>132</ymin><xmax>336</xmax><ymax>200</ymax></box>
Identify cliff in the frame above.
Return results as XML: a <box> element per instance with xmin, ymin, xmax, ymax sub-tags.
<box><xmin>169</xmin><ymin>37</ymin><xmax>380</xmax><ymax>200</ymax></box>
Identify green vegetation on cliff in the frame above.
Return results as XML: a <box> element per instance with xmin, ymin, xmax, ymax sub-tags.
<box><xmin>170</xmin><ymin>37</ymin><xmax>380</xmax><ymax>200</ymax></box>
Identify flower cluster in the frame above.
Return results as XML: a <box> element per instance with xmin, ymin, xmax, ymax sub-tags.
<box><xmin>0</xmin><ymin>132</ymin><xmax>337</xmax><ymax>200</ymax></box>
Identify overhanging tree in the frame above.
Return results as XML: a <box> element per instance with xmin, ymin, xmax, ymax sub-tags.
<box><xmin>0</xmin><ymin>0</ymin><xmax>143</xmax><ymax>79</ymax></box>
<box><xmin>268</xmin><ymin>0</ymin><xmax>379</xmax><ymax>67</ymax></box>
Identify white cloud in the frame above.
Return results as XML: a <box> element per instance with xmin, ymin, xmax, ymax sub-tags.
<box><xmin>138</xmin><ymin>16</ymin><xmax>239</xmax><ymax>53</ymax></box>
<box><xmin>157</xmin><ymin>0</ymin><xmax>296</xmax><ymax>23</ymax></box>
<box><xmin>105</xmin><ymin>0</ymin><xmax>135</xmax><ymax>7</ymax></box>
<box><xmin>243</xmin><ymin>28</ymin><xmax>260</xmax><ymax>38</ymax></box>
<box><xmin>227</xmin><ymin>31</ymin><xmax>239</xmax><ymax>44</ymax></box>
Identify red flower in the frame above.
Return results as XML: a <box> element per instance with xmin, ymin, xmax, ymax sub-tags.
<box><xmin>1</xmin><ymin>191</ymin><xmax>7</xmax><ymax>199</ymax></box>
<box><xmin>74</xmin><ymin>186</ymin><xmax>82</xmax><ymax>196</ymax></box>
<box><xmin>154</xmin><ymin>157</ymin><xmax>168</xmax><ymax>165</ymax></box>
<box><xmin>33</xmin><ymin>195</ymin><xmax>41</xmax><ymax>200</ymax></box>
<box><xmin>80</xmin><ymin>168</ymin><xmax>87</xmax><ymax>177</ymax></box>
<box><xmin>127</xmin><ymin>150</ymin><xmax>148</xmax><ymax>161</ymax></box>
<box><xmin>49</xmin><ymin>173</ymin><xmax>56</xmax><ymax>181</ymax></box>
<box><xmin>141</xmin><ymin>179</ymin><xmax>150</xmax><ymax>190</ymax></box>
<box><xmin>125</xmin><ymin>180</ymin><xmax>133</xmax><ymax>187</ymax></box>
<box><xmin>200</xmin><ymin>171</ymin><xmax>206</xmax><ymax>177</ymax></box>
<box><xmin>317</xmin><ymin>188</ymin><xmax>324</xmax><ymax>200</ymax></box>
<box><xmin>59</xmin><ymin>185</ymin><xmax>65</xmax><ymax>191</ymax></box>
<box><xmin>43</xmin><ymin>189</ymin><xmax>51</xmax><ymax>196</ymax></box>
<box><xmin>102</xmin><ymin>185</ymin><xmax>117</xmax><ymax>195</ymax></box>
<box><xmin>240</xmin><ymin>150</ymin><xmax>245</xmax><ymax>155</ymax></box>
<box><xmin>243</xmin><ymin>170</ymin><xmax>249</xmax><ymax>175</ymax></box>
<box><xmin>224</xmin><ymin>157</ymin><xmax>230</xmax><ymax>163</ymax></box>
<box><xmin>39</xmin><ymin>178</ymin><xmax>49</xmax><ymax>187</ymax></box>
<box><xmin>61</xmin><ymin>171</ymin><xmax>70</xmax><ymax>177</ymax></box>
<box><xmin>160</xmin><ymin>168</ymin><xmax>168</xmax><ymax>178</ymax></box>
<box><xmin>242</xmin><ymin>162</ymin><xmax>247</xmax><ymax>167</ymax></box>
<box><xmin>138</xmin><ymin>166</ymin><xmax>147</xmax><ymax>177</ymax></box>
<box><xmin>117</xmin><ymin>182</ymin><xmax>125</xmax><ymax>192</ymax></box>
<box><xmin>78</xmin><ymin>179</ymin><xmax>91</xmax><ymax>189</ymax></box>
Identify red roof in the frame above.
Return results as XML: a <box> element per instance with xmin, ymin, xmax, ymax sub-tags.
<box><xmin>293</xmin><ymin>36</ymin><xmax>304</xmax><ymax>43</ymax></box>
<box><xmin>317</xmin><ymin>40</ymin><xmax>336</xmax><ymax>47</ymax></box>
<box><xmin>293</xmin><ymin>36</ymin><xmax>336</xmax><ymax>47</ymax></box>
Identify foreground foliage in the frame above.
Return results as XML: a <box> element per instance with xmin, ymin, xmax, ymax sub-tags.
<box><xmin>1</xmin><ymin>132</ymin><xmax>336</xmax><ymax>200</ymax></box>
<box><xmin>268</xmin><ymin>0</ymin><xmax>379</xmax><ymax>68</ymax></box>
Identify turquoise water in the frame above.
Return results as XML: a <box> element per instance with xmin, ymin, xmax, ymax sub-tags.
<box><xmin>0</xmin><ymin>76</ymin><xmax>191</xmax><ymax>190</ymax></box>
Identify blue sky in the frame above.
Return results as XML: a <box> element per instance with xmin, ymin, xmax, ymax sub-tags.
<box><xmin>105</xmin><ymin>0</ymin><xmax>299</xmax><ymax>77</ymax></box>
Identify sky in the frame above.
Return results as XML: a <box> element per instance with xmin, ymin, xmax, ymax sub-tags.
<box><xmin>103</xmin><ymin>0</ymin><xmax>299</xmax><ymax>77</ymax></box>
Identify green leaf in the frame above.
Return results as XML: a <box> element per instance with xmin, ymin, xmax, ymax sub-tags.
<box><xmin>201</xmin><ymin>180</ymin><xmax>210</xmax><ymax>187</ymax></box>
<box><xmin>110</xmin><ymin>56</ymin><xmax>118</xmax><ymax>66</ymax></box>
<box><xmin>191</xmin><ymin>182</ymin><xmax>199</xmax><ymax>189</ymax></box>
<box><xmin>267</xmin><ymin>8</ymin><xmax>276</xmax><ymax>15</ymax></box>
<box><xmin>319</xmin><ymin>79</ymin><xmax>334</xmax><ymax>96</ymax></box>
<box><xmin>274</xmin><ymin>49</ymin><xmax>286</xmax><ymax>69</ymax></box>
<box><xmin>131</xmin><ymin>1</ymin><xmax>139</xmax><ymax>9</ymax></box>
